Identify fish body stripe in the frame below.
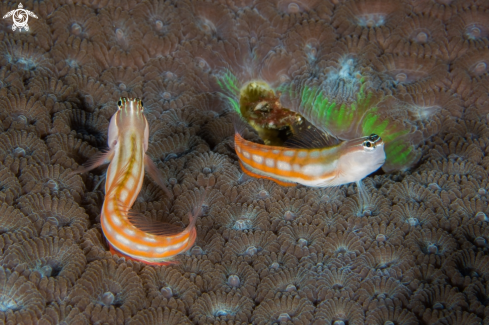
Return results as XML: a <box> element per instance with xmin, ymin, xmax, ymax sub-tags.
<box><xmin>234</xmin><ymin>133</ymin><xmax>340</xmax><ymax>183</ymax></box>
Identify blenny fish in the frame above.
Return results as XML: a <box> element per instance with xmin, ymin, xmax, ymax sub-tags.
<box><xmin>74</xmin><ymin>98</ymin><xmax>200</xmax><ymax>265</ymax></box>
<box><xmin>234</xmin><ymin>118</ymin><xmax>386</xmax><ymax>187</ymax></box>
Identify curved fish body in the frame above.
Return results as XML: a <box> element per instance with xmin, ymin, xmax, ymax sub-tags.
<box><xmin>234</xmin><ymin>132</ymin><xmax>385</xmax><ymax>187</ymax></box>
<box><xmin>75</xmin><ymin>98</ymin><xmax>197</xmax><ymax>265</ymax></box>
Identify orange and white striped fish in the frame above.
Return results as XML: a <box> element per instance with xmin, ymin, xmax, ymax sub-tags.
<box><xmin>74</xmin><ymin>98</ymin><xmax>200</xmax><ymax>265</ymax></box>
<box><xmin>234</xmin><ymin>120</ymin><xmax>386</xmax><ymax>187</ymax></box>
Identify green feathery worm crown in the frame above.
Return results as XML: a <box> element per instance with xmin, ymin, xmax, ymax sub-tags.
<box><xmin>216</xmin><ymin>70</ymin><xmax>419</xmax><ymax>170</ymax></box>
<box><xmin>216</xmin><ymin>69</ymin><xmax>241</xmax><ymax>114</ymax></box>
<box><xmin>279</xmin><ymin>80</ymin><xmax>419</xmax><ymax>171</ymax></box>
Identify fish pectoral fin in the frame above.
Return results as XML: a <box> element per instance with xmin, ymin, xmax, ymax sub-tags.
<box><xmin>70</xmin><ymin>148</ymin><xmax>115</xmax><ymax>175</ymax></box>
<box><xmin>127</xmin><ymin>210</ymin><xmax>187</xmax><ymax>237</ymax></box>
<box><xmin>238</xmin><ymin>161</ymin><xmax>297</xmax><ymax>187</ymax></box>
<box><xmin>92</xmin><ymin>172</ymin><xmax>106</xmax><ymax>192</ymax></box>
<box><xmin>144</xmin><ymin>155</ymin><xmax>173</xmax><ymax>198</ymax></box>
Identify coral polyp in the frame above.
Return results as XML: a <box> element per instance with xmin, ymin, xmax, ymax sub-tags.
<box><xmin>0</xmin><ymin>0</ymin><xmax>486</xmax><ymax>323</ymax></box>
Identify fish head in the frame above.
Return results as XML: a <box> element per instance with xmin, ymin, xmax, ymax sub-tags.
<box><xmin>338</xmin><ymin>134</ymin><xmax>386</xmax><ymax>181</ymax></box>
<box><xmin>107</xmin><ymin>98</ymin><xmax>150</xmax><ymax>150</ymax></box>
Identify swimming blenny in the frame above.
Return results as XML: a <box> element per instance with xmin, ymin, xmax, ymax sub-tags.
<box><xmin>73</xmin><ymin>98</ymin><xmax>201</xmax><ymax>265</ymax></box>
<box><xmin>233</xmin><ymin>116</ymin><xmax>386</xmax><ymax>187</ymax></box>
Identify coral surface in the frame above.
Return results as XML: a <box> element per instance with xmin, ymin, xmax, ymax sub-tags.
<box><xmin>0</xmin><ymin>0</ymin><xmax>488</xmax><ymax>323</ymax></box>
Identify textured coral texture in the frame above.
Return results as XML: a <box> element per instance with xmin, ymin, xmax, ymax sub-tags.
<box><xmin>0</xmin><ymin>0</ymin><xmax>488</xmax><ymax>324</ymax></box>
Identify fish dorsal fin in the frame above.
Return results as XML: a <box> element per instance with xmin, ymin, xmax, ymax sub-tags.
<box><xmin>284</xmin><ymin>122</ymin><xmax>341</xmax><ymax>149</ymax></box>
<box><xmin>127</xmin><ymin>211</ymin><xmax>187</xmax><ymax>237</ymax></box>
<box><xmin>229</xmin><ymin>112</ymin><xmax>252</xmax><ymax>137</ymax></box>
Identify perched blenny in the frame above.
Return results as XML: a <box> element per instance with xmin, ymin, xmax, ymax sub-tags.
<box><xmin>73</xmin><ymin>98</ymin><xmax>200</xmax><ymax>265</ymax></box>
<box><xmin>234</xmin><ymin>118</ymin><xmax>386</xmax><ymax>187</ymax></box>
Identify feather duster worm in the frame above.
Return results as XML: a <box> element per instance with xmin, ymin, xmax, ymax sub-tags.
<box><xmin>255</xmin><ymin>268</ymin><xmax>312</xmax><ymax>302</ymax></box>
<box><xmin>147</xmin><ymin>131</ymin><xmax>209</xmax><ymax>163</ymax></box>
<box><xmin>143</xmin><ymin>79</ymin><xmax>197</xmax><ymax>116</ymax></box>
<box><xmin>64</xmin><ymin>74</ymin><xmax>112</xmax><ymax>113</ymax></box>
<box><xmin>79</xmin><ymin>228</ymin><xmax>111</xmax><ymax>261</ymax></box>
<box><xmin>365</xmin><ymin>306</ymin><xmax>418</xmax><ymax>325</ymax></box>
<box><xmin>283</xmin><ymin>19</ymin><xmax>337</xmax><ymax>76</ymax></box>
<box><xmin>255</xmin><ymin>0</ymin><xmax>331</xmax><ymax>34</ymax></box>
<box><xmin>434</xmin><ymin>311</ymin><xmax>482</xmax><ymax>325</ymax></box>
<box><xmin>391</xmin><ymin>202</ymin><xmax>438</xmax><ymax>229</ymax></box>
<box><xmin>314</xmin><ymin>297</ymin><xmax>364</xmax><ymax>325</ymax></box>
<box><xmin>213</xmin><ymin>202</ymin><xmax>270</xmax><ymax>232</ymax></box>
<box><xmin>67</xmin><ymin>259</ymin><xmax>146</xmax><ymax>325</ymax></box>
<box><xmin>353</xmin><ymin>245</ymin><xmax>415</xmax><ymax>280</ymax></box>
<box><xmin>444</xmin><ymin>249</ymin><xmax>489</xmax><ymax>287</ymax></box>
<box><xmin>223</xmin><ymin>230</ymin><xmax>281</xmax><ymax>262</ymax></box>
<box><xmin>405</xmin><ymin>228</ymin><xmax>458</xmax><ymax>266</ymax></box>
<box><xmin>184</xmin><ymin>0</ymin><xmax>237</xmax><ymax>46</ymax></box>
<box><xmin>131</xmin><ymin>0</ymin><xmax>181</xmax><ymax>58</ymax></box>
<box><xmin>140</xmin><ymin>266</ymin><xmax>199</xmax><ymax>313</ymax></box>
<box><xmin>160</xmin><ymin>107</ymin><xmax>209</xmax><ymax>136</ymax></box>
<box><xmin>46</xmin><ymin>133</ymin><xmax>98</xmax><ymax>170</ymax></box>
<box><xmin>405</xmin><ymin>264</ymin><xmax>447</xmax><ymax>292</ymax></box>
<box><xmin>50</xmin><ymin>38</ymin><xmax>100</xmax><ymax>78</ymax></box>
<box><xmin>252</xmin><ymin>295</ymin><xmax>314</xmax><ymax>325</ymax></box>
<box><xmin>253</xmin><ymin>252</ymin><xmax>299</xmax><ymax>279</ymax></box>
<box><xmin>49</xmin><ymin>4</ymin><xmax>103</xmax><ymax>45</ymax></box>
<box><xmin>38</xmin><ymin>302</ymin><xmax>89</xmax><ymax>325</ymax></box>
<box><xmin>173</xmin><ymin>257</ymin><xmax>214</xmax><ymax>289</ymax></box>
<box><xmin>419</xmin><ymin>159</ymin><xmax>486</xmax><ymax>180</ymax></box>
<box><xmin>204</xmin><ymin>260</ymin><xmax>259</xmax><ymax>298</ymax></box>
<box><xmin>0</xmin><ymin>92</ymin><xmax>50</xmax><ymax>137</ymax></box>
<box><xmin>338</xmin><ymin>191</ymin><xmax>391</xmax><ymax>222</ymax></box>
<box><xmin>190</xmin><ymin>291</ymin><xmax>254</xmax><ymax>325</ymax></box>
<box><xmin>278</xmin><ymin>223</ymin><xmax>327</xmax><ymax>258</ymax></box>
<box><xmin>356</xmin><ymin>276</ymin><xmax>411</xmax><ymax>309</ymax></box>
<box><xmin>358</xmin><ymin>221</ymin><xmax>405</xmax><ymax>248</ymax></box>
<box><xmin>312</xmin><ymin>267</ymin><xmax>361</xmax><ymax>299</ymax></box>
<box><xmin>100</xmin><ymin>67</ymin><xmax>143</xmax><ymax>100</ymax></box>
<box><xmin>0</xmin><ymin>163</ymin><xmax>22</xmax><ymax>205</ymax></box>
<box><xmin>1</xmin><ymin>236</ymin><xmax>86</xmax><ymax>302</ymax></box>
<box><xmin>455</xmin><ymin>223</ymin><xmax>489</xmax><ymax>252</ymax></box>
<box><xmin>0</xmin><ymin>202</ymin><xmax>38</xmax><ymax>254</ymax></box>
<box><xmin>372</xmin><ymin>54</ymin><xmax>450</xmax><ymax>93</ymax></box>
<box><xmin>19</xmin><ymin>163</ymin><xmax>85</xmax><ymax>203</ymax></box>
<box><xmin>26</xmin><ymin>75</ymin><xmax>79</xmax><ymax>114</ymax></box>
<box><xmin>0</xmin><ymin>266</ymin><xmax>45</xmax><ymax>325</ymax></box>
<box><xmin>387</xmin><ymin>14</ymin><xmax>448</xmax><ymax>59</ymax></box>
<box><xmin>142</xmin><ymin>56</ymin><xmax>188</xmax><ymax>84</ymax></box>
<box><xmin>128</xmin><ymin>307</ymin><xmax>192</xmax><ymax>325</ymax></box>
<box><xmin>98</xmin><ymin>7</ymin><xmax>142</xmax><ymax>52</ymax></box>
<box><xmin>451</xmin><ymin>48</ymin><xmax>489</xmax><ymax>91</ymax></box>
<box><xmin>410</xmin><ymin>284</ymin><xmax>468</xmax><ymax>323</ymax></box>
<box><xmin>17</xmin><ymin>193</ymin><xmax>89</xmax><ymax>242</ymax></box>
<box><xmin>447</xmin><ymin>6</ymin><xmax>489</xmax><ymax>49</ymax></box>
<box><xmin>279</xmin><ymin>79</ymin><xmax>421</xmax><ymax>172</ymax></box>
<box><xmin>235</xmin><ymin>8</ymin><xmax>281</xmax><ymax>73</ymax></box>
<box><xmin>52</xmin><ymin>109</ymin><xmax>108</xmax><ymax>147</ymax></box>
<box><xmin>323</xmin><ymin>231</ymin><xmax>365</xmax><ymax>258</ymax></box>
<box><xmin>0</xmin><ymin>39</ymin><xmax>56</xmax><ymax>79</ymax></box>
<box><xmin>464</xmin><ymin>280</ymin><xmax>489</xmax><ymax>317</ymax></box>
<box><xmin>237</xmin><ymin>179</ymin><xmax>286</xmax><ymax>204</ymax></box>
<box><xmin>269</xmin><ymin>198</ymin><xmax>314</xmax><ymax>230</ymax></box>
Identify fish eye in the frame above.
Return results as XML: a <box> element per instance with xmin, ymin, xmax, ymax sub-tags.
<box><xmin>369</xmin><ymin>134</ymin><xmax>380</xmax><ymax>142</ymax></box>
<box><xmin>117</xmin><ymin>100</ymin><xmax>122</xmax><ymax>107</ymax></box>
<box><xmin>140</xmin><ymin>101</ymin><xmax>144</xmax><ymax>107</ymax></box>
<box><xmin>363</xmin><ymin>141</ymin><xmax>376</xmax><ymax>150</ymax></box>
